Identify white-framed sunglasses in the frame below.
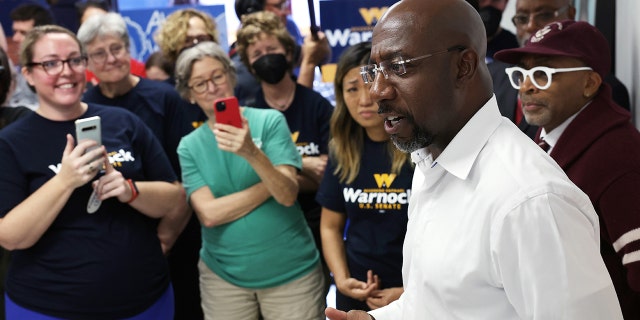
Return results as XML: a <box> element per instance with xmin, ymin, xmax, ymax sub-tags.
<box><xmin>504</xmin><ymin>66</ymin><xmax>593</xmax><ymax>90</ymax></box>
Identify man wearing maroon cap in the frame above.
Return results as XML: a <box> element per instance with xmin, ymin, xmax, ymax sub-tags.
<box><xmin>508</xmin><ymin>0</ymin><xmax>629</xmax><ymax>110</ymax></box>
<box><xmin>495</xmin><ymin>20</ymin><xmax>640</xmax><ymax>319</ymax></box>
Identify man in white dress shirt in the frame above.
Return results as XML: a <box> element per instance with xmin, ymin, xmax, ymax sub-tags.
<box><xmin>324</xmin><ymin>0</ymin><xmax>622</xmax><ymax>319</ymax></box>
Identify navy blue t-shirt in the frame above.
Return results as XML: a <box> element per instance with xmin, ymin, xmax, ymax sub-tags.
<box><xmin>0</xmin><ymin>104</ymin><xmax>175</xmax><ymax>319</ymax></box>
<box><xmin>253</xmin><ymin>83</ymin><xmax>332</xmax><ymax>156</ymax></box>
<box><xmin>316</xmin><ymin>136</ymin><xmax>413</xmax><ymax>288</ymax></box>
<box><xmin>83</xmin><ymin>78</ymin><xmax>206</xmax><ymax>176</ymax></box>
<box><xmin>253</xmin><ymin>83</ymin><xmax>333</xmax><ymax>213</ymax></box>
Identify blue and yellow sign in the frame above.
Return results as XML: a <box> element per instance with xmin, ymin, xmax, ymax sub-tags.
<box><xmin>119</xmin><ymin>4</ymin><xmax>227</xmax><ymax>63</ymax></box>
<box><xmin>319</xmin><ymin>0</ymin><xmax>397</xmax><ymax>82</ymax></box>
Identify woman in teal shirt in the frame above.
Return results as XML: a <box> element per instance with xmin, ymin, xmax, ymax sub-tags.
<box><xmin>174</xmin><ymin>42</ymin><xmax>324</xmax><ymax>320</ymax></box>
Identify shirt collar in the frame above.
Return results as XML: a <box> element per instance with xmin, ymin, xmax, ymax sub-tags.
<box><xmin>539</xmin><ymin>101</ymin><xmax>592</xmax><ymax>153</ymax></box>
<box><xmin>411</xmin><ymin>95</ymin><xmax>502</xmax><ymax>180</ymax></box>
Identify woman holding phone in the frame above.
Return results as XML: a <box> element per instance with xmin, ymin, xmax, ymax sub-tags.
<box><xmin>77</xmin><ymin>15</ymin><xmax>204</xmax><ymax>318</ymax></box>
<box><xmin>0</xmin><ymin>25</ymin><xmax>186</xmax><ymax>319</ymax></box>
<box><xmin>175</xmin><ymin>41</ymin><xmax>325</xmax><ymax>320</ymax></box>
<box><xmin>235</xmin><ymin>11</ymin><xmax>335</xmax><ymax>297</ymax></box>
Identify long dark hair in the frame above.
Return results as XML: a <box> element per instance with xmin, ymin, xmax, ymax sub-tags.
<box><xmin>330</xmin><ymin>41</ymin><xmax>410</xmax><ymax>183</ymax></box>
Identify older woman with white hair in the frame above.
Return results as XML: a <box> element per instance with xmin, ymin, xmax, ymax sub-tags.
<box><xmin>77</xmin><ymin>12</ymin><xmax>206</xmax><ymax>319</ymax></box>
<box><xmin>175</xmin><ymin>41</ymin><xmax>325</xmax><ymax>320</ymax></box>
<box><xmin>77</xmin><ymin>12</ymin><xmax>204</xmax><ymax>173</ymax></box>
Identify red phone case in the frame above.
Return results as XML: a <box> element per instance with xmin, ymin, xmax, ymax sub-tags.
<box><xmin>213</xmin><ymin>96</ymin><xmax>242</xmax><ymax>128</ymax></box>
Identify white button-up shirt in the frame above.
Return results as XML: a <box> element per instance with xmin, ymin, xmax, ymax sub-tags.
<box><xmin>369</xmin><ymin>96</ymin><xmax>622</xmax><ymax>320</ymax></box>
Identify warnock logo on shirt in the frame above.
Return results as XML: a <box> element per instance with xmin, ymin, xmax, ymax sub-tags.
<box><xmin>191</xmin><ymin>120</ymin><xmax>204</xmax><ymax>130</ymax></box>
<box><xmin>108</xmin><ymin>149</ymin><xmax>136</xmax><ymax>167</ymax></box>
<box><xmin>291</xmin><ymin>131</ymin><xmax>321</xmax><ymax>157</ymax></box>
<box><xmin>48</xmin><ymin>149</ymin><xmax>136</xmax><ymax>174</ymax></box>
<box><xmin>343</xmin><ymin>173</ymin><xmax>411</xmax><ymax>212</ymax></box>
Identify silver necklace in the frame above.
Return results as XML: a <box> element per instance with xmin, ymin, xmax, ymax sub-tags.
<box><xmin>264</xmin><ymin>88</ymin><xmax>295</xmax><ymax>111</ymax></box>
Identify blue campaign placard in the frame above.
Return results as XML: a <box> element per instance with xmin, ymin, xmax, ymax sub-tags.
<box><xmin>318</xmin><ymin>0</ymin><xmax>397</xmax><ymax>82</ymax></box>
<box><xmin>119</xmin><ymin>4</ymin><xmax>227</xmax><ymax>63</ymax></box>
<box><xmin>320</xmin><ymin>0</ymin><xmax>397</xmax><ymax>64</ymax></box>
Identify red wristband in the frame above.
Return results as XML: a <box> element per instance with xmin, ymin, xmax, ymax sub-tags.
<box><xmin>126</xmin><ymin>179</ymin><xmax>139</xmax><ymax>203</ymax></box>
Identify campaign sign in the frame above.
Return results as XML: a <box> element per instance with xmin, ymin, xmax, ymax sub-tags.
<box><xmin>320</xmin><ymin>0</ymin><xmax>395</xmax><ymax>63</ymax></box>
<box><xmin>119</xmin><ymin>4</ymin><xmax>227</xmax><ymax>63</ymax></box>
<box><xmin>319</xmin><ymin>0</ymin><xmax>396</xmax><ymax>82</ymax></box>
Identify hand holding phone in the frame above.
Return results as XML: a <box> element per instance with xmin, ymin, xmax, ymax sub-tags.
<box><xmin>213</xmin><ymin>96</ymin><xmax>242</xmax><ymax>128</ymax></box>
<box><xmin>75</xmin><ymin>116</ymin><xmax>102</xmax><ymax>153</ymax></box>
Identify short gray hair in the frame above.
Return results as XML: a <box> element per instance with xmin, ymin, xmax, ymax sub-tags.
<box><xmin>175</xmin><ymin>41</ymin><xmax>237</xmax><ymax>100</ymax></box>
<box><xmin>77</xmin><ymin>12</ymin><xmax>130</xmax><ymax>49</ymax></box>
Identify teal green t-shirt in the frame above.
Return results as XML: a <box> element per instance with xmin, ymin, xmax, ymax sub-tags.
<box><xmin>178</xmin><ymin>107</ymin><xmax>319</xmax><ymax>288</ymax></box>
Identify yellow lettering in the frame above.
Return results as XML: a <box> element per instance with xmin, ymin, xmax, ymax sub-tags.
<box><xmin>374</xmin><ymin>203</ymin><xmax>402</xmax><ymax>210</ymax></box>
<box><xmin>373</xmin><ymin>173</ymin><xmax>396</xmax><ymax>188</ymax></box>
<box><xmin>359</xmin><ymin>7</ymin><xmax>388</xmax><ymax>26</ymax></box>
<box><xmin>192</xmin><ymin>121</ymin><xmax>204</xmax><ymax>129</ymax></box>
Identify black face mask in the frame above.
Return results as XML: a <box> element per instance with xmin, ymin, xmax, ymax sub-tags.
<box><xmin>479</xmin><ymin>6</ymin><xmax>503</xmax><ymax>38</ymax></box>
<box><xmin>251</xmin><ymin>53</ymin><xmax>289</xmax><ymax>84</ymax></box>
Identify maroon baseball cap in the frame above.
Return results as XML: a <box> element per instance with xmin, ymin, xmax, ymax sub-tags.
<box><xmin>494</xmin><ymin>20</ymin><xmax>611</xmax><ymax>78</ymax></box>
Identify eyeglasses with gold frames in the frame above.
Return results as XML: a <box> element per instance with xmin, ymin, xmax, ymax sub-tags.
<box><xmin>87</xmin><ymin>43</ymin><xmax>126</xmax><ymax>64</ymax></box>
<box><xmin>189</xmin><ymin>69</ymin><xmax>228</xmax><ymax>94</ymax></box>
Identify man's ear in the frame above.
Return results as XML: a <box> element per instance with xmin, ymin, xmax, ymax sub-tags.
<box><xmin>456</xmin><ymin>49</ymin><xmax>477</xmax><ymax>84</ymax></box>
<box><xmin>583</xmin><ymin>71</ymin><xmax>602</xmax><ymax>99</ymax></box>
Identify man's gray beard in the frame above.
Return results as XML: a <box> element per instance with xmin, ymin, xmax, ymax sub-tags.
<box><xmin>390</xmin><ymin>128</ymin><xmax>432</xmax><ymax>154</ymax></box>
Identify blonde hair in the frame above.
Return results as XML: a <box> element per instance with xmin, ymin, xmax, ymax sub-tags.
<box><xmin>20</xmin><ymin>25</ymin><xmax>85</xmax><ymax>69</ymax></box>
<box><xmin>154</xmin><ymin>9</ymin><xmax>220</xmax><ymax>64</ymax></box>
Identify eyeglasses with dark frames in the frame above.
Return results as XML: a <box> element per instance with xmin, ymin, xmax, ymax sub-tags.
<box><xmin>360</xmin><ymin>45</ymin><xmax>466</xmax><ymax>84</ymax></box>
<box><xmin>189</xmin><ymin>69</ymin><xmax>228</xmax><ymax>94</ymax></box>
<box><xmin>88</xmin><ymin>43</ymin><xmax>126</xmax><ymax>64</ymax></box>
<box><xmin>27</xmin><ymin>56</ymin><xmax>88</xmax><ymax>76</ymax></box>
<box><xmin>504</xmin><ymin>66</ymin><xmax>592</xmax><ymax>90</ymax></box>
<box><xmin>511</xmin><ymin>5</ymin><xmax>570</xmax><ymax>27</ymax></box>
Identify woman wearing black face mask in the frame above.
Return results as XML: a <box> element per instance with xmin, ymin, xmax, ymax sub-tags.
<box><xmin>478</xmin><ymin>0</ymin><xmax>518</xmax><ymax>61</ymax></box>
<box><xmin>236</xmin><ymin>10</ymin><xmax>335</xmax><ymax>302</ymax></box>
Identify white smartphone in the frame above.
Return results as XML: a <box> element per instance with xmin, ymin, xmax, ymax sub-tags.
<box><xmin>75</xmin><ymin>116</ymin><xmax>102</xmax><ymax>153</ymax></box>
